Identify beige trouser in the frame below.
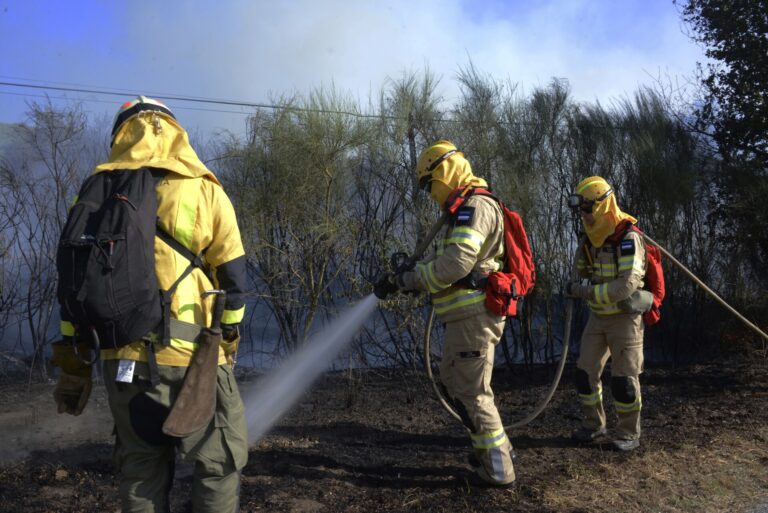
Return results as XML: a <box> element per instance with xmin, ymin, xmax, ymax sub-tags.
<box><xmin>440</xmin><ymin>311</ymin><xmax>515</xmax><ymax>485</ymax></box>
<box><xmin>576</xmin><ymin>313</ymin><xmax>644</xmax><ymax>440</ymax></box>
<box><xmin>103</xmin><ymin>360</ymin><xmax>248</xmax><ymax>513</ymax></box>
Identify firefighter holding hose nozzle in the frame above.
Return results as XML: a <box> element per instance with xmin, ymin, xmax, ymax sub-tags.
<box><xmin>374</xmin><ymin>140</ymin><xmax>517</xmax><ymax>487</ymax></box>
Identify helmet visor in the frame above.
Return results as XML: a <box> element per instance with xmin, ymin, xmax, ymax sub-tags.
<box><xmin>427</xmin><ymin>149</ymin><xmax>458</xmax><ymax>173</ymax></box>
<box><xmin>568</xmin><ymin>188</ymin><xmax>613</xmax><ymax>213</ymax></box>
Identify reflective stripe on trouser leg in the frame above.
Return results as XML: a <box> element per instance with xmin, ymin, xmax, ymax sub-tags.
<box><xmin>471</xmin><ymin>428</ymin><xmax>514</xmax><ymax>483</ymax></box>
<box><xmin>441</xmin><ymin>311</ymin><xmax>515</xmax><ymax>484</ymax></box>
<box><xmin>607</xmin><ymin>314</ymin><xmax>644</xmax><ymax>440</ymax></box>
<box><xmin>613</xmin><ymin>375</ymin><xmax>642</xmax><ymax>439</ymax></box>
<box><xmin>578</xmin><ymin>383</ymin><xmax>606</xmax><ymax>432</ymax></box>
<box><xmin>576</xmin><ymin>314</ymin><xmax>611</xmax><ymax>431</ymax></box>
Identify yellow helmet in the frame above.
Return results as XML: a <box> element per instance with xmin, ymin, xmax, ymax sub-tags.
<box><xmin>110</xmin><ymin>95</ymin><xmax>175</xmax><ymax>146</ymax></box>
<box><xmin>416</xmin><ymin>140</ymin><xmax>463</xmax><ymax>190</ymax></box>
<box><xmin>568</xmin><ymin>176</ymin><xmax>614</xmax><ymax>213</ymax></box>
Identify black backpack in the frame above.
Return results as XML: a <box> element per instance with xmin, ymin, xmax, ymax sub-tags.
<box><xmin>57</xmin><ymin>167</ymin><xmax>203</xmax><ymax>350</ymax></box>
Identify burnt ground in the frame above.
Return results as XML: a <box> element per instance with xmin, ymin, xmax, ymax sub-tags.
<box><xmin>1</xmin><ymin>356</ymin><xmax>767</xmax><ymax>513</ymax></box>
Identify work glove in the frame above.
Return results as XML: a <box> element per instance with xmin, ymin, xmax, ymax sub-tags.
<box><xmin>50</xmin><ymin>339</ymin><xmax>93</xmax><ymax>416</ymax></box>
<box><xmin>221</xmin><ymin>323</ymin><xmax>239</xmax><ymax>342</ymax></box>
<box><xmin>373</xmin><ymin>273</ymin><xmax>399</xmax><ymax>299</ymax></box>
<box><xmin>395</xmin><ymin>271</ymin><xmax>421</xmax><ymax>296</ymax></box>
<box><xmin>220</xmin><ymin>323</ymin><xmax>240</xmax><ymax>368</ymax></box>
<box><xmin>564</xmin><ymin>281</ymin><xmax>590</xmax><ymax>300</ymax></box>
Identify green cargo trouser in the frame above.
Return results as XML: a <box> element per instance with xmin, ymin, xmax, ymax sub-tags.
<box><xmin>440</xmin><ymin>311</ymin><xmax>515</xmax><ymax>485</ymax></box>
<box><xmin>103</xmin><ymin>360</ymin><xmax>248</xmax><ymax>513</ymax></box>
<box><xmin>576</xmin><ymin>312</ymin><xmax>644</xmax><ymax>440</ymax></box>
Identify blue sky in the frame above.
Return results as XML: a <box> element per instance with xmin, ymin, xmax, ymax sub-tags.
<box><xmin>0</xmin><ymin>0</ymin><xmax>706</xmax><ymax>136</ymax></box>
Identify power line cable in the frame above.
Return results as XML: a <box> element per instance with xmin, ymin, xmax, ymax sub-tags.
<box><xmin>0</xmin><ymin>80</ymin><xmax>393</xmax><ymax>120</ymax></box>
<box><xmin>0</xmin><ymin>78</ymin><xmax>703</xmax><ymax>134</ymax></box>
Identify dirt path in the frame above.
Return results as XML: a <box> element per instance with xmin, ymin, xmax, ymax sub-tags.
<box><xmin>1</xmin><ymin>360</ymin><xmax>767</xmax><ymax>512</ymax></box>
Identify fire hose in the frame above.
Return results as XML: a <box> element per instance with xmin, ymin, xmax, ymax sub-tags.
<box><xmin>423</xmin><ymin>300</ymin><xmax>573</xmax><ymax>430</ymax></box>
<box><xmin>380</xmin><ymin>211</ymin><xmax>573</xmax><ymax>430</ymax></box>
<box><xmin>413</xmin><ymin>220</ymin><xmax>767</xmax><ymax>431</ymax></box>
<box><xmin>640</xmin><ymin>233</ymin><xmax>768</xmax><ymax>342</ymax></box>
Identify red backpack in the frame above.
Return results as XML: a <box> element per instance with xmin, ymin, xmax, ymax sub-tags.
<box><xmin>444</xmin><ymin>187</ymin><xmax>535</xmax><ymax>317</ymax></box>
<box><xmin>607</xmin><ymin>221</ymin><xmax>665</xmax><ymax>326</ymax></box>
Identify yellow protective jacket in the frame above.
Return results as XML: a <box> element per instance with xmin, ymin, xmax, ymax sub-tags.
<box><xmin>60</xmin><ymin>112</ymin><xmax>247</xmax><ymax>366</ymax></box>
<box><xmin>575</xmin><ymin>227</ymin><xmax>646</xmax><ymax>315</ymax></box>
<box><xmin>401</xmin><ymin>193</ymin><xmax>505</xmax><ymax>322</ymax></box>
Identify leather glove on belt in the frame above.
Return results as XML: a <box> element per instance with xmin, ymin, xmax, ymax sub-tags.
<box><xmin>51</xmin><ymin>339</ymin><xmax>93</xmax><ymax>416</ymax></box>
<box><xmin>53</xmin><ymin>373</ymin><xmax>93</xmax><ymax>415</ymax></box>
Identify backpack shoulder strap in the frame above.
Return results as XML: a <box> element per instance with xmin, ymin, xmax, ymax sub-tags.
<box><xmin>155</xmin><ymin>226</ymin><xmax>206</xmax><ymax>271</ymax></box>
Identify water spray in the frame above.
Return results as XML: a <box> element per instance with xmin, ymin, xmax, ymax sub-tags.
<box><xmin>243</xmin><ymin>294</ymin><xmax>379</xmax><ymax>445</ymax></box>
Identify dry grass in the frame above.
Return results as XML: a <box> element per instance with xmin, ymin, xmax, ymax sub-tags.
<box><xmin>541</xmin><ymin>426</ymin><xmax>768</xmax><ymax>513</ymax></box>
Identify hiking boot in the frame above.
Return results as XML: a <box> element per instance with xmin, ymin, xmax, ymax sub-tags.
<box><xmin>571</xmin><ymin>425</ymin><xmax>607</xmax><ymax>443</ymax></box>
<box><xmin>613</xmin><ymin>438</ymin><xmax>640</xmax><ymax>452</ymax></box>
<box><xmin>467</xmin><ymin>451</ymin><xmax>517</xmax><ymax>469</ymax></box>
<box><xmin>473</xmin><ymin>465</ymin><xmax>516</xmax><ymax>488</ymax></box>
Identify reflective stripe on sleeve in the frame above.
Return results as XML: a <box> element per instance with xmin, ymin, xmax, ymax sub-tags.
<box><xmin>618</xmin><ymin>255</ymin><xmax>634</xmax><ymax>272</ymax></box>
<box><xmin>60</xmin><ymin>321</ymin><xmax>75</xmax><ymax>337</ymax></box>
<box><xmin>221</xmin><ymin>306</ymin><xmax>245</xmax><ymax>325</ymax></box>
<box><xmin>592</xmin><ymin>283</ymin><xmax>610</xmax><ymax>305</ymax></box>
<box><xmin>416</xmin><ymin>262</ymin><xmax>450</xmax><ymax>294</ymax></box>
<box><xmin>444</xmin><ymin>226</ymin><xmax>484</xmax><ymax>251</ymax></box>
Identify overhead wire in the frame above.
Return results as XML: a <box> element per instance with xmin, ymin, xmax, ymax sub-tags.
<box><xmin>0</xmin><ymin>77</ymin><xmax>711</xmax><ymax>134</ymax></box>
<box><xmin>0</xmin><ymin>79</ymin><xmax>394</xmax><ymax>121</ymax></box>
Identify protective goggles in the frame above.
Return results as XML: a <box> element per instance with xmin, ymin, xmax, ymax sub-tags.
<box><xmin>419</xmin><ymin>149</ymin><xmax>459</xmax><ymax>190</ymax></box>
<box><xmin>567</xmin><ymin>188</ymin><xmax>613</xmax><ymax>213</ymax></box>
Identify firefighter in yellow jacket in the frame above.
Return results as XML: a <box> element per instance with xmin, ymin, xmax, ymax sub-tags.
<box><xmin>51</xmin><ymin>96</ymin><xmax>248</xmax><ymax>512</ymax></box>
<box><xmin>377</xmin><ymin>140</ymin><xmax>515</xmax><ymax>486</ymax></box>
<box><xmin>566</xmin><ymin>176</ymin><xmax>650</xmax><ymax>452</ymax></box>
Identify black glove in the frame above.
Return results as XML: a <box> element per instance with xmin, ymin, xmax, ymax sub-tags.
<box><xmin>373</xmin><ymin>273</ymin><xmax>399</xmax><ymax>299</ymax></box>
<box><xmin>221</xmin><ymin>323</ymin><xmax>240</xmax><ymax>341</ymax></box>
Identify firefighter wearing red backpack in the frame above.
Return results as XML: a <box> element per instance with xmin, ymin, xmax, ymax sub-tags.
<box><xmin>375</xmin><ymin>140</ymin><xmax>526</xmax><ymax>487</ymax></box>
<box><xmin>50</xmin><ymin>96</ymin><xmax>248</xmax><ymax>512</ymax></box>
<box><xmin>565</xmin><ymin>176</ymin><xmax>657</xmax><ymax>452</ymax></box>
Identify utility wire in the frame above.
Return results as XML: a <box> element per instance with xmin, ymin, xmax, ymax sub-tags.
<box><xmin>0</xmin><ymin>90</ymin><xmax>262</xmax><ymax>117</ymax></box>
<box><xmin>1</xmin><ymin>78</ymin><xmax>702</xmax><ymax>133</ymax></box>
<box><xmin>0</xmin><ymin>80</ymin><xmax>394</xmax><ymax>121</ymax></box>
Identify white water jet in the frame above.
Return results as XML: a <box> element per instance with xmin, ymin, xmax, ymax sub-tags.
<box><xmin>243</xmin><ymin>294</ymin><xmax>379</xmax><ymax>444</ymax></box>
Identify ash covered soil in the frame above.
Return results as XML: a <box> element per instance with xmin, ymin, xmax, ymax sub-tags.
<box><xmin>1</xmin><ymin>357</ymin><xmax>767</xmax><ymax>513</ymax></box>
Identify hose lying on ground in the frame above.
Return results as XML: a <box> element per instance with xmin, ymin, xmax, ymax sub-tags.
<box><xmin>423</xmin><ymin>298</ymin><xmax>574</xmax><ymax>430</ymax></box>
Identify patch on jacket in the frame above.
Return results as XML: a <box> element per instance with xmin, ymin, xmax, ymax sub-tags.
<box><xmin>454</xmin><ymin>206</ymin><xmax>475</xmax><ymax>226</ymax></box>
<box><xmin>620</xmin><ymin>239</ymin><xmax>635</xmax><ymax>256</ymax></box>
<box><xmin>458</xmin><ymin>350</ymin><xmax>481</xmax><ymax>358</ymax></box>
